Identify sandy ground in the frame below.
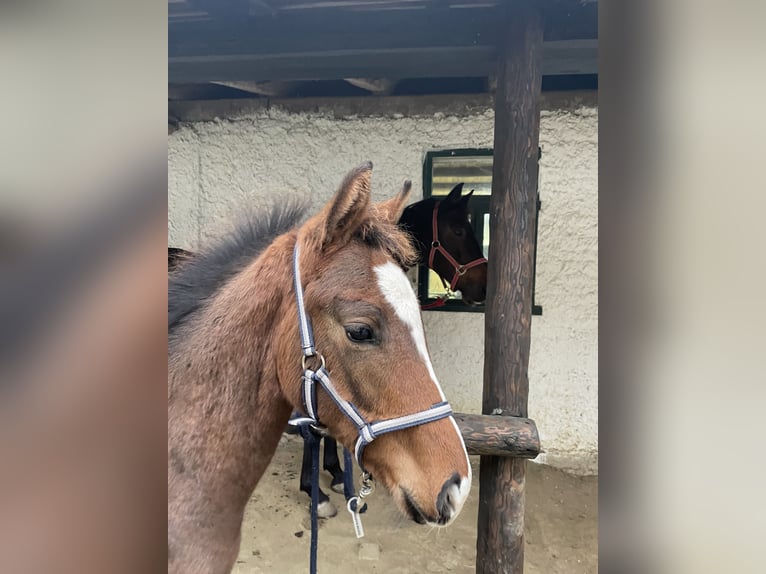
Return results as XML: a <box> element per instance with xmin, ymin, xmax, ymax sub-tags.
<box><xmin>232</xmin><ymin>434</ymin><xmax>597</xmax><ymax>574</ymax></box>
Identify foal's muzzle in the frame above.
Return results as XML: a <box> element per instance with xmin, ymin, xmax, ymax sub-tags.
<box><xmin>435</xmin><ymin>473</ymin><xmax>463</xmax><ymax>525</ymax></box>
<box><xmin>403</xmin><ymin>473</ymin><xmax>467</xmax><ymax>526</ymax></box>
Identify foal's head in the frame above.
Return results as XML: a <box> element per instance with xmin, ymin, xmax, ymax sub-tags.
<box><xmin>277</xmin><ymin>164</ymin><xmax>471</xmax><ymax>526</ymax></box>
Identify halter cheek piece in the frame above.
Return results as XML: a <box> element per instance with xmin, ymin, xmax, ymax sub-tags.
<box><xmin>290</xmin><ymin>242</ymin><xmax>454</xmax><ymax>470</ymax></box>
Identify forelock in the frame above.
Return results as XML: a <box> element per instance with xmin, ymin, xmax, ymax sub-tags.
<box><xmin>354</xmin><ymin>216</ymin><xmax>417</xmax><ymax>269</ymax></box>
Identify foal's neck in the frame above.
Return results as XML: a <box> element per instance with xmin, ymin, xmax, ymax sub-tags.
<box><xmin>168</xmin><ymin>236</ymin><xmax>296</xmax><ymax>520</ymax></box>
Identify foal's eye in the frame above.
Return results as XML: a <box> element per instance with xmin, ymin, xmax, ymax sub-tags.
<box><xmin>452</xmin><ymin>227</ymin><xmax>465</xmax><ymax>237</ymax></box>
<box><xmin>345</xmin><ymin>324</ymin><xmax>375</xmax><ymax>343</ymax></box>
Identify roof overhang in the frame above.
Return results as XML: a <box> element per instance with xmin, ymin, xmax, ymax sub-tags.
<box><xmin>169</xmin><ymin>0</ymin><xmax>597</xmax><ymax>84</ymax></box>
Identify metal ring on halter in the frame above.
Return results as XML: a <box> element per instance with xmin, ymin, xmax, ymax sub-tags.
<box><xmin>302</xmin><ymin>353</ymin><xmax>326</xmax><ymax>371</ymax></box>
<box><xmin>431</xmin><ymin>240</ymin><xmax>440</xmax><ymax>248</ymax></box>
<box><xmin>457</xmin><ymin>265</ymin><xmax>467</xmax><ymax>275</ymax></box>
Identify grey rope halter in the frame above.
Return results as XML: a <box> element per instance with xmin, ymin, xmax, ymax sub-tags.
<box><xmin>291</xmin><ymin>242</ymin><xmax>454</xmax><ymax>470</ymax></box>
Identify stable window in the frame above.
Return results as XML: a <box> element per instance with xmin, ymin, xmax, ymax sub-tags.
<box><xmin>419</xmin><ymin>148</ymin><xmax>542</xmax><ymax>315</ymax></box>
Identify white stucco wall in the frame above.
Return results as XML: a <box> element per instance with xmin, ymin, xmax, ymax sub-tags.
<box><xmin>168</xmin><ymin>95</ymin><xmax>598</xmax><ymax>474</ymax></box>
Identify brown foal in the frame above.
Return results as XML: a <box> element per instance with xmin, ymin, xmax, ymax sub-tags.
<box><xmin>168</xmin><ymin>163</ymin><xmax>471</xmax><ymax>574</ymax></box>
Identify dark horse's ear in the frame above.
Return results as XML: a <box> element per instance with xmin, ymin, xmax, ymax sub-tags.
<box><xmin>460</xmin><ymin>189</ymin><xmax>475</xmax><ymax>205</ymax></box>
<box><xmin>375</xmin><ymin>180</ymin><xmax>412</xmax><ymax>224</ymax></box>
<box><xmin>445</xmin><ymin>182</ymin><xmax>465</xmax><ymax>205</ymax></box>
<box><xmin>302</xmin><ymin>162</ymin><xmax>373</xmax><ymax>251</ymax></box>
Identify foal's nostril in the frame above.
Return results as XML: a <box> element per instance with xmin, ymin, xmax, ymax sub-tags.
<box><xmin>436</xmin><ymin>473</ymin><xmax>463</xmax><ymax>523</ymax></box>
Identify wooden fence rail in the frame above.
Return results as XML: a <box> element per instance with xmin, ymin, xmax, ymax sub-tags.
<box><xmin>455</xmin><ymin>413</ymin><xmax>540</xmax><ymax>459</ymax></box>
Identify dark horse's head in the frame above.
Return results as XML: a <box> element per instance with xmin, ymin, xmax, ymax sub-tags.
<box><xmin>399</xmin><ymin>183</ymin><xmax>487</xmax><ymax>305</ymax></box>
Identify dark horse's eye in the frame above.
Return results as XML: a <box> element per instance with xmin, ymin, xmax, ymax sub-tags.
<box><xmin>452</xmin><ymin>227</ymin><xmax>465</xmax><ymax>237</ymax></box>
<box><xmin>345</xmin><ymin>324</ymin><xmax>374</xmax><ymax>343</ymax></box>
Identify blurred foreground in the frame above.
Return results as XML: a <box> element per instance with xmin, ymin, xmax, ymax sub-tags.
<box><xmin>1</xmin><ymin>0</ymin><xmax>766</xmax><ymax>572</ymax></box>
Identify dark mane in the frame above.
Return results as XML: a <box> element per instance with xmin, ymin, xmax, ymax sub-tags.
<box><xmin>169</xmin><ymin>201</ymin><xmax>308</xmax><ymax>334</ymax></box>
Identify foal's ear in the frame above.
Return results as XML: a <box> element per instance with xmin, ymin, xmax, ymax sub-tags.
<box><xmin>445</xmin><ymin>182</ymin><xmax>465</xmax><ymax>204</ymax></box>
<box><xmin>312</xmin><ymin>162</ymin><xmax>373</xmax><ymax>248</ymax></box>
<box><xmin>375</xmin><ymin>180</ymin><xmax>412</xmax><ymax>224</ymax></box>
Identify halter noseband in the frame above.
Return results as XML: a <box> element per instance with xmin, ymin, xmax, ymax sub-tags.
<box><xmin>291</xmin><ymin>242</ymin><xmax>453</xmax><ymax>471</ymax></box>
<box><xmin>427</xmin><ymin>200</ymin><xmax>488</xmax><ymax>292</ymax></box>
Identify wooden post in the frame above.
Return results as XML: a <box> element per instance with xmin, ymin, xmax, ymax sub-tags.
<box><xmin>477</xmin><ymin>2</ymin><xmax>542</xmax><ymax>574</ymax></box>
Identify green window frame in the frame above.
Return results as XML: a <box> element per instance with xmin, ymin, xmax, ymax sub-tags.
<box><xmin>419</xmin><ymin>148</ymin><xmax>543</xmax><ymax>315</ymax></box>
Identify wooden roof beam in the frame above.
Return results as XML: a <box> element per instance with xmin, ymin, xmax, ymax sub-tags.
<box><xmin>343</xmin><ymin>77</ymin><xmax>396</xmax><ymax>94</ymax></box>
<box><xmin>209</xmin><ymin>80</ymin><xmax>298</xmax><ymax>96</ymax></box>
<box><xmin>168</xmin><ymin>41</ymin><xmax>595</xmax><ymax>83</ymax></box>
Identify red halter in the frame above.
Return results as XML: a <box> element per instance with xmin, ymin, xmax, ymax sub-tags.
<box><xmin>421</xmin><ymin>201</ymin><xmax>487</xmax><ymax>310</ymax></box>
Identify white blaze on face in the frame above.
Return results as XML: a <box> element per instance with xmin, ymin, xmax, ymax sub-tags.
<box><xmin>374</xmin><ymin>262</ymin><xmax>443</xmax><ymax>399</ymax></box>
<box><xmin>373</xmin><ymin>261</ymin><xmax>472</xmax><ymax>509</ymax></box>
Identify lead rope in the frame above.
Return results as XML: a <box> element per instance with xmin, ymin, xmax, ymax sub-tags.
<box><xmin>419</xmin><ymin>286</ymin><xmax>452</xmax><ymax>310</ymax></box>
<box><xmin>297</xmin><ymin>424</ymin><xmax>321</xmax><ymax>574</ymax></box>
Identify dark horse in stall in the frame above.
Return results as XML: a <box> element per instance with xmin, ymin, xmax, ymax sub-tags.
<box><xmin>168</xmin><ymin>182</ymin><xmax>486</xmax><ymax>519</ymax></box>
<box><xmin>168</xmin><ymin>164</ymin><xmax>471</xmax><ymax>573</ymax></box>
<box><xmin>400</xmin><ymin>182</ymin><xmax>487</xmax><ymax>305</ymax></box>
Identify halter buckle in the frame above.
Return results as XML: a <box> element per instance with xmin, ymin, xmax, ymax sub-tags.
<box><xmin>456</xmin><ymin>265</ymin><xmax>467</xmax><ymax>275</ymax></box>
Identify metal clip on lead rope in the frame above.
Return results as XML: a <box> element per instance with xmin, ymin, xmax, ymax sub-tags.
<box><xmin>346</xmin><ymin>472</ymin><xmax>375</xmax><ymax>538</ymax></box>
